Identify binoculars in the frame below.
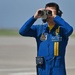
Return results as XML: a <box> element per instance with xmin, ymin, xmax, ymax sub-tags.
<box><xmin>38</xmin><ymin>10</ymin><xmax>52</xmax><ymax>23</ymax></box>
<box><xmin>38</xmin><ymin>10</ymin><xmax>52</xmax><ymax>16</ymax></box>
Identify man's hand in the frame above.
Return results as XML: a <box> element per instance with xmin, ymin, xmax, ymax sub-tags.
<box><xmin>34</xmin><ymin>8</ymin><xmax>45</xmax><ymax>19</ymax></box>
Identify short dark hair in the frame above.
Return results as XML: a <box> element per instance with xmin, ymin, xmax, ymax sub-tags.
<box><xmin>45</xmin><ymin>2</ymin><xmax>59</xmax><ymax>12</ymax></box>
<box><xmin>45</xmin><ymin>2</ymin><xmax>62</xmax><ymax>17</ymax></box>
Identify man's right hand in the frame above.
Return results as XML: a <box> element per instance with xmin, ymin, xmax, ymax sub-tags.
<box><xmin>34</xmin><ymin>8</ymin><xmax>45</xmax><ymax>19</ymax></box>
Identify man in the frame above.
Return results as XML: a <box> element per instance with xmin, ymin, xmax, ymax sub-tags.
<box><xmin>19</xmin><ymin>2</ymin><xmax>73</xmax><ymax>75</ymax></box>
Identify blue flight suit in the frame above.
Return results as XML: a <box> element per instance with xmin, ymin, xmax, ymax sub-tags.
<box><xmin>19</xmin><ymin>16</ymin><xmax>73</xmax><ymax>75</ymax></box>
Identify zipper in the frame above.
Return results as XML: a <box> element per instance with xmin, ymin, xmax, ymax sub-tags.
<box><xmin>47</xmin><ymin>33</ymin><xmax>50</xmax><ymax>57</ymax></box>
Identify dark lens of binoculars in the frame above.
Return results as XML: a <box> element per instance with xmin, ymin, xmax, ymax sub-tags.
<box><xmin>47</xmin><ymin>10</ymin><xmax>52</xmax><ymax>16</ymax></box>
<box><xmin>38</xmin><ymin>10</ymin><xmax>44</xmax><ymax>16</ymax></box>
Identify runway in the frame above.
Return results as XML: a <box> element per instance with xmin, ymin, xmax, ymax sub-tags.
<box><xmin>0</xmin><ymin>36</ymin><xmax>75</xmax><ymax>75</ymax></box>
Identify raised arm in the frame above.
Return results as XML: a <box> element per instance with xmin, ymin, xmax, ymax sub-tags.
<box><xmin>54</xmin><ymin>16</ymin><xmax>73</xmax><ymax>37</ymax></box>
<box><xmin>19</xmin><ymin>16</ymin><xmax>37</xmax><ymax>37</ymax></box>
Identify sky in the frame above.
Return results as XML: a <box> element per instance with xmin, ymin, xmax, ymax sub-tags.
<box><xmin>0</xmin><ymin>0</ymin><xmax>75</xmax><ymax>29</ymax></box>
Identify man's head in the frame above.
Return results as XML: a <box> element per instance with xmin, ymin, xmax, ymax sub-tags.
<box><xmin>45</xmin><ymin>2</ymin><xmax>62</xmax><ymax>17</ymax></box>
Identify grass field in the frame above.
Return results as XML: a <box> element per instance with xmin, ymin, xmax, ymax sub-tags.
<box><xmin>0</xmin><ymin>29</ymin><xmax>20</xmax><ymax>36</ymax></box>
<box><xmin>0</xmin><ymin>29</ymin><xmax>75</xmax><ymax>37</ymax></box>
<box><xmin>72</xmin><ymin>31</ymin><xmax>75</xmax><ymax>37</ymax></box>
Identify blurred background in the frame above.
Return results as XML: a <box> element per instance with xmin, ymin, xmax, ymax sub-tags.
<box><xmin>0</xmin><ymin>0</ymin><xmax>75</xmax><ymax>75</ymax></box>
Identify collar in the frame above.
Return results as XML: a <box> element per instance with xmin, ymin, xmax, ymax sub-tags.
<box><xmin>48</xmin><ymin>24</ymin><xmax>55</xmax><ymax>30</ymax></box>
<box><xmin>43</xmin><ymin>23</ymin><xmax>59</xmax><ymax>33</ymax></box>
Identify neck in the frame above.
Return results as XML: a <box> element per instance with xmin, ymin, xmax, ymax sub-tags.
<box><xmin>48</xmin><ymin>22</ymin><xmax>55</xmax><ymax>26</ymax></box>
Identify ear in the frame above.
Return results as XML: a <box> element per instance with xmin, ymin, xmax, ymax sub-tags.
<box><xmin>58</xmin><ymin>10</ymin><xmax>63</xmax><ymax>17</ymax></box>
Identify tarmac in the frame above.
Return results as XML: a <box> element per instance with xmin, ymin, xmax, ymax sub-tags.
<box><xmin>0</xmin><ymin>36</ymin><xmax>75</xmax><ymax>75</ymax></box>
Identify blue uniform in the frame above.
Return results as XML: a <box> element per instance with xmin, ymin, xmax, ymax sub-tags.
<box><xmin>19</xmin><ymin>16</ymin><xmax>73</xmax><ymax>75</ymax></box>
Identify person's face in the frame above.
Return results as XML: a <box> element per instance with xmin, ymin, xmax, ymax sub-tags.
<box><xmin>45</xmin><ymin>7</ymin><xmax>57</xmax><ymax>23</ymax></box>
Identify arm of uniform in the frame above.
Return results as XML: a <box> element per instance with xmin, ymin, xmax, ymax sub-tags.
<box><xmin>54</xmin><ymin>16</ymin><xmax>73</xmax><ymax>37</ymax></box>
<box><xmin>19</xmin><ymin>16</ymin><xmax>37</xmax><ymax>37</ymax></box>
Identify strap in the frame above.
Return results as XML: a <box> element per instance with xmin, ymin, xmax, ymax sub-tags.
<box><xmin>54</xmin><ymin>26</ymin><xmax>60</xmax><ymax>56</ymax></box>
<box><xmin>56</xmin><ymin>26</ymin><xmax>60</xmax><ymax>35</ymax></box>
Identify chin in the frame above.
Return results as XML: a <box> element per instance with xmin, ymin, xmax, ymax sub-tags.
<box><xmin>47</xmin><ymin>19</ymin><xmax>53</xmax><ymax>22</ymax></box>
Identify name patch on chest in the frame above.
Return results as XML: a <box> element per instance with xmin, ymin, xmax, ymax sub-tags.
<box><xmin>51</xmin><ymin>36</ymin><xmax>62</xmax><ymax>42</ymax></box>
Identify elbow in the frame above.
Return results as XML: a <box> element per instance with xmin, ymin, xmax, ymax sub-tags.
<box><xmin>66</xmin><ymin>26</ymin><xmax>73</xmax><ymax>37</ymax></box>
<box><xmin>19</xmin><ymin>29</ymin><xmax>22</xmax><ymax>35</ymax></box>
<box><xmin>63</xmin><ymin>26</ymin><xmax>73</xmax><ymax>37</ymax></box>
<box><xmin>19</xmin><ymin>29</ymin><xmax>25</xmax><ymax>36</ymax></box>
<box><xmin>19</xmin><ymin>29</ymin><xmax>23</xmax><ymax>36</ymax></box>
<box><xmin>69</xmin><ymin>26</ymin><xmax>73</xmax><ymax>35</ymax></box>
